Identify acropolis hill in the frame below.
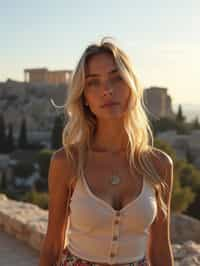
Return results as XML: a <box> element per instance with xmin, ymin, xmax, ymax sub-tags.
<box><xmin>0</xmin><ymin>69</ymin><xmax>175</xmax><ymax>133</ymax></box>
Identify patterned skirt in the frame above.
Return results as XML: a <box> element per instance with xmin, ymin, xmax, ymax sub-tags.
<box><xmin>57</xmin><ymin>247</ymin><xmax>150</xmax><ymax>266</ymax></box>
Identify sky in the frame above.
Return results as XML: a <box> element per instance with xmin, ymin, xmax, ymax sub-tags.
<box><xmin>0</xmin><ymin>0</ymin><xmax>200</xmax><ymax>106</ymax></box>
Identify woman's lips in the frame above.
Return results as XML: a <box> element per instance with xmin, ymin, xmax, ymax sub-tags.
<box><xmin>101</xmin><ymin>103</ymin><xmax>119</xmax><ymax>108</ymax></box>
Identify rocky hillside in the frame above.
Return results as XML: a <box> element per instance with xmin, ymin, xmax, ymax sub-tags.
<box><xmin>0</xmin><ymin>79</ymin><xmax>68</xmax><ymax>132</ymax></box>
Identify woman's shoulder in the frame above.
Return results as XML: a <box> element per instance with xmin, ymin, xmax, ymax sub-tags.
<box><xmin>51</xmin><ymin>146</ymin><xmax>78</xmax><ymax>184</ymax></box>
<box><xmin>149</xmin><ymin>147</ymin><xmax>173</xmax><ymax>168</ymax></box>
<box><xmin>148</xmin><ymin>147</ymin><xmax>174</xmax><ymax>187</ymax></box>
<box><xmin>51</xmin><ymin>147</ymin><xmax>69</xmax><ymax>167</ymax></box>
<box><xmin>52</xmin><ymin>145</ymin><xmax>78</xmax><ymax>162</ymax></box>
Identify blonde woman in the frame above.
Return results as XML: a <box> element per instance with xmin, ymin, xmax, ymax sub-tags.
<box><xmin>39</xmin><ymin>37</ymin><xmax>174</xmax><ymax>266</ymax></box>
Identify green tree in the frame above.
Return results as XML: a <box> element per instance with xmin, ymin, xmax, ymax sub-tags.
<box><xmin>0</xmin><ymin>113</ymin><xmax>6</xmax><ymax>153</ymax></box>
<box><xmin>185</xmin><ymin>146</ymin><xmax>194</xmax><ymax>164</ymax></box>
<box><xmin>191</xmin><ymin>116</ymin><xmax>200</xmax><ymax>130</ymax></box>
<box><xmin>154</xmin><ymin>139</ymin><xmax>197</xmax><ymax>214</ymax></box>
<box><xmin>35</xmin><ymin>177</ymin><xmax>48</xmax><ymax>192</ymax></box>
<box><xmin>18</xmin><ymin>118</ymin><xmax>28</xmax><ymax>149</ymax></box>
<box><xmin>171</xmin><ymin>176</ymin><xmax>195</xmax><ymax>213</ymax></box>
<box><xmin>37</xmin><ymin>149</ymin><xmax>54</xmax><ymax>179</ymax></box>
<box><xmin>177</xmin><ymin>161</ymin><xmax>200</xmax><ymax>193</ymax></box>
<box><xmin>176</xmin><ymin>122</ymin><xmax>190</xmax><ymax>135</ymax></box>
<box><xmin>154</xmin><ymin>138</ymin><xmax>177</xmax><ymax>162</ymax></box>
<box><xmin>6</xmin><ymin>123</ymin><xmax>15</xmax><ymax>153</ymax></box>
<box><xmin>173</xmin><ymin>159</ymin><xmax>200</xmax><ymax>217</ymax></box>
<box><xmin>0</xmin><ymin>171</ymin><xmax>7</xmax><ymax>191</ymax></box>
<box><xmin>13</xmin><ymin>161</ymin><xmax>35</xmax><ymax>178</ymax></box>
<box><xmin>175</xmin><ymin>104</ymin><xmax>191</xmax><ymax>134</ymax></box>
<box><xmin>151</xmin><ymin>117</ymin><xmax>177</xmax><ymax>136</ymax></box>
<box><xmin>176</xmin><ymin>104</ymin><xmax>186</xmax><ymax>123</ymax></box>
<box><xmin>51</xmin><ymin>114</ymin><xmax>64</xmax><ymax>149</ymax></box>
<box><xmin>185</xmin><ymin>193</ymin><xmax>200</xmax><ymax>220</ymax></box>
<box><xmin>21</xmin><ymin>189</ymin><xmax>49</xmax><ymax>209</ymax></box>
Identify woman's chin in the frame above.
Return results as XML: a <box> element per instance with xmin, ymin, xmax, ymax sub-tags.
<box><xmin>97</xmin><ymin>112</ymin><xmax>125</xmax><ymax>120</ymax></box>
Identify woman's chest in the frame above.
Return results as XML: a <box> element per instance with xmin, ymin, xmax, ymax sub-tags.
<box><xmin>83</xmin><ymin>154</ymin><xmax>143</xmax><ymax>211</ymax></box>
<box><xmin>70</xmin><ymin>174</ymin><xmax>157</xmax><ymax>235</ymax></box>
<box><xmin>69</xmin><ymin>152</ymin><xmax>157</xmax><ymax>233</ymax></box>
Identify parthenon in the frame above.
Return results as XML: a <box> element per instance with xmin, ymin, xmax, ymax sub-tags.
<box><xmin>24</xmin><ymin>68</ymin><xmax>72</xmax><ymax>85</ymax></box>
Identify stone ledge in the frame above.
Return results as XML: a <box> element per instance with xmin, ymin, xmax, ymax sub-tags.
<box><xmin>0</xmin><ymin>193</ymin><xmax>47</xmax><ymax>252</ymax></box>
<box><xmin>0</xmin><ymin>193</ymin><xmax>200</xmax><ymax>265</ymax></box>
<box><xmin>171</xmin><ymin>213</ymin><xmax>200</xmax><ymax>244</ymax></box>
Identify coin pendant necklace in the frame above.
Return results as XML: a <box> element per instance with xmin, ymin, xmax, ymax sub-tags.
<box><xmin>110</xmin><ymin>175</ymin><xmax>121</xmax><ymax>185</ymax></box>
<box><xmin>109</xmin><ymin>169</ymin><xmax>121</xmax><ymax>185</ymax></box>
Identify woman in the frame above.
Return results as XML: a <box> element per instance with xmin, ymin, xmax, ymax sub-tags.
<box><xmin>39</xmin><ymin>37</ymin><xmax>174</xmax><ymax>266</ymax></box>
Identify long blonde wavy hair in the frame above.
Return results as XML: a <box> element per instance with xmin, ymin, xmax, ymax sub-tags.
<box><xmin>62</xmin><ymin>37</ymin><xmax>169</xmax><ymax>221</ymax></box>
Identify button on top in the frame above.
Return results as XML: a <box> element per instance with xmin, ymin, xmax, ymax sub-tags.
<box><xmin>114</xmin><ymin>219</ymin><xmax>119</xmax><ymax>224</ymax></box>
<box><xmin>113</xmin><ymin>235</ymin><xmax>118</xmax><ymax>241</ymax></box>
<box><xmin>110</xmin><ymin>252</ymin><xmax>115</xmax><ymax>257</ymax></box>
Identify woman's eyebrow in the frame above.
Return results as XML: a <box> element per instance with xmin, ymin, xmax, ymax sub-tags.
<box><xmin>85</xmin><ymin>68</ymin><xmax>119</xmax><ymax>79</ymax></box>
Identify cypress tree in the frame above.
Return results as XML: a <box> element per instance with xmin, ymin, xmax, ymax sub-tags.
<box><xmin>185</xmin><ymin>146</ymin><xmax>194</xmax><ymax>164</ymax></box>
<box><xmin>176</xmin><ymin>104</ymin><xmax>186</xmax><ymax>123</ymax></box>
<box><xmin>6</xmin><ymin>123</ymin><xmax>15</xmax><ymax>153</ymax></box>
<box><xmin>18</xmin><ymin>118</ymin><xmax>28</xmax><ymax>149</ymax></box>
<box><xmin>0</xmin><ymin>171</ymin><xmax>7</xmax><ymax>190</ymax></box>
<box><xmin>0</xmin><ymin>113</ymin><xmax>6</xmax><ymax>153</ymax></box>
<box><xmin>51</xmin><ymin>114</ymin><xmax>64</xmax><ymax>149</ymax></box>
<box><xmin>192</xmin><ymin>116</ymin><xmax>200</xmax><ymax>129</ymax></box>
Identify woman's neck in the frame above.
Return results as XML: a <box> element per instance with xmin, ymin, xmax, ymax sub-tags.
<box><xmin>92</xmin><ymin>120</ymin><xmax>128</xmax><ymax>153</ymax></box>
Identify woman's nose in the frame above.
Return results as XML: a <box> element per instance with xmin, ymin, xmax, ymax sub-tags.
<box><xmin>103</xmin><ymin>80</ymin><xmax>113</xmax><ymax>95</ymax></box>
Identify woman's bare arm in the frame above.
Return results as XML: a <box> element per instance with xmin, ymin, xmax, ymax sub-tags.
<box><xmin>39</xmin><ymin>148</ymin><xmax>73</xmax><ymax>266</ymax></box>
<box><xmin>147</xmin><ymin>149</ymin><xmax>174</xmax><ymax>266</ymax></box>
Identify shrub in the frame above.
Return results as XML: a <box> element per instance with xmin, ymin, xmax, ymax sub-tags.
<box><xmin>21</xmin><ymin>190</ymin><xmax>49</xmax><ymax>209</ymax></box>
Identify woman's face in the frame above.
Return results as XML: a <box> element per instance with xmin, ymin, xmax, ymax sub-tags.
<box><xmin>83</xmin><ymin>52</ymin><xmax>131</xmax><ymax>120</ymax></box>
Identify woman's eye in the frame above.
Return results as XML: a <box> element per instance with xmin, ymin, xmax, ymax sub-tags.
<box><xmin>87</xmin><ymin>79</ymin><xmax>100</xmax><ymax>87</ymax></box>
<box><xmin>111</xmin><ymin>75</ymin><xmax>123</xmax><ymax>83</ymax></box>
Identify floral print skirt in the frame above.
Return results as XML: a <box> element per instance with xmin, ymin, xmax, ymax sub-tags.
<box><xmin>57</xmin><ymin>247</ymin><xmax>150</xmax><ymax>266</ymax></box>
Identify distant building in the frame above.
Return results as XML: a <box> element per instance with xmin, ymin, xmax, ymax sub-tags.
<box><xmin>144</xmin><ymin>86</ymin><xmax>175</xmax><ymax>119</ymax></box>
<box><xmin>24</xmin><ymin>68</ymin><xmax>72</xmax><ymax>85</ymax></box>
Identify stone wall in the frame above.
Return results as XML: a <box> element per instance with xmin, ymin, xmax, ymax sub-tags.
<box><xmin>0</xmin><ymin>193</ymin><xmax>200</xmax><ymax>265</ymax></box>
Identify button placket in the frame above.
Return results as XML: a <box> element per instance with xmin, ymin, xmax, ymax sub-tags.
<box><xmin>109</xmin><ymin>211</ymin><xmax>121</xmax><ymax>263</ymax></box>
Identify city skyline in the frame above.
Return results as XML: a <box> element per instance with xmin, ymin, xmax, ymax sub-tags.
<box><xmin>0</xmin><ymin>0</ymin><xmax>199</xmax><ymax>105</ymax></box>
